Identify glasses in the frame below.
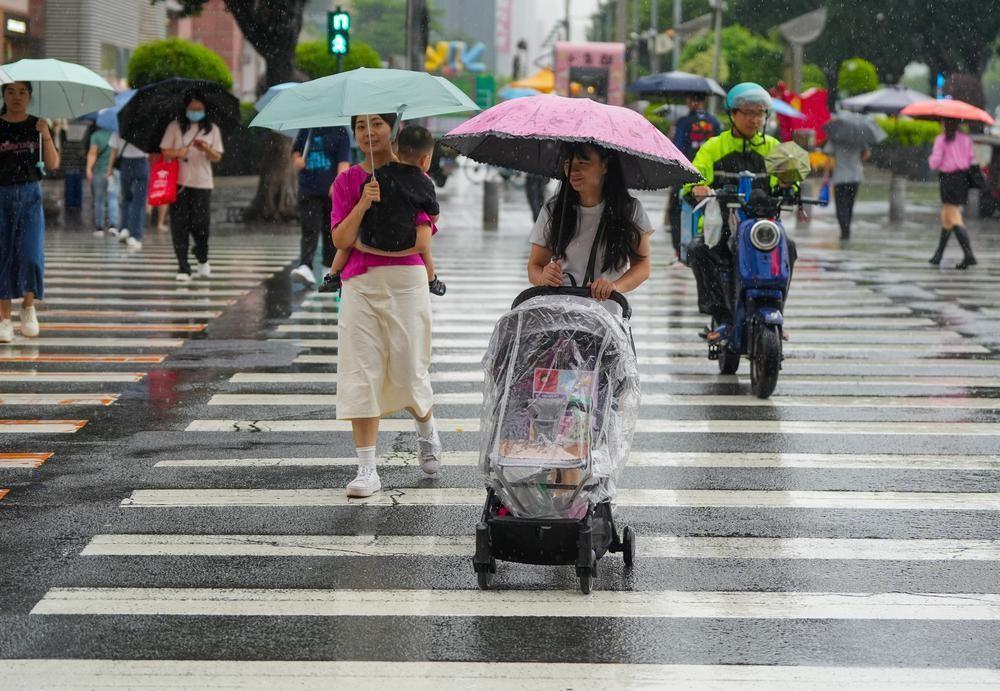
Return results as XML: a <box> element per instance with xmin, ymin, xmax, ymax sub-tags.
<box><xmin>733</xmin><ymin>109</ymin><xmax>768</xmax><ymax>120</ymax></box>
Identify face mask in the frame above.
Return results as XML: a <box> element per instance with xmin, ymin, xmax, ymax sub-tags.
<box><xmin>186</xmin><ymin>110</ymin><xmax>205</xmax><ymax>123</ymax></box>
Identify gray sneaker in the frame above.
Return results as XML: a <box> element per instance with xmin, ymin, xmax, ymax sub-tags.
<box><xmin>417</xmin><ymin>430</ymin><xmax>442</xmax><ymax>474</ymax></box>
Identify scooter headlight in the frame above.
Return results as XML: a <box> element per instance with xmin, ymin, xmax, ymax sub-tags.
<box><xmin>750</xmin><ymin>220</ymin><xmax>781</xmax><ymax>251</ymax></box>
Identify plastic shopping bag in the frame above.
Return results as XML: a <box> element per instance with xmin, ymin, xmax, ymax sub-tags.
<box><xmin>147</xmin><ymin>155</ymin><xmax>179</xmax><ymax>206</ymax></box>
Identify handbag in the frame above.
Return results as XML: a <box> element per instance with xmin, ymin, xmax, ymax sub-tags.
<box><xmin>967</xmin><ymin>164</ymin><xmax>987</xmax><ymax>190</ymax></box>
<box><xmin>147</xmin><ymin>154</ymin><xmax>179</xmax><ymax>206</ymax></box>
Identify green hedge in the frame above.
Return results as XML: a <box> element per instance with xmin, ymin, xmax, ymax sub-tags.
<box><xmin>128</xmin><ymin>38</ymin><xmax>233</xmax><ymax>90</ymax></box>
<box><xmin>876</xmin><ymin>116</ymin><xmax>942</xmax><ymax>147</ymax></box>
<box><xmin>295</xmin><ymin>39</ymin><xmax>382</xmax><ymax>79</ymax></box>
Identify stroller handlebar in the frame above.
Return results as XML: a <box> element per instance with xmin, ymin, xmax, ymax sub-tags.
<box><xmin>511</xmin><ymin>286</ymin><xmax>632</xmax><ymax>320</ymax></box>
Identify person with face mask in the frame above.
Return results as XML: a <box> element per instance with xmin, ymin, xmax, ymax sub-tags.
<box><xmin>683</xmin><ymin>82</ymin><xmax>795</xmax><ymax>345</ymax></box>
<box><xmin>159</xmin><ymin>90</ymin><xmax>224</xmax><ymax>282</ymax></box>
<box><xmin>0</xmin><ymin>81</ymin><xmax>60</xmax><ymax>343</ymax></box>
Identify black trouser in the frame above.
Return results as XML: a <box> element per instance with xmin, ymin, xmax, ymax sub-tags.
<box><xmin>525</xmin><ymin>174</ymin><xmax>547</xmax><ymax>222</ymax></box>
<box><xmin>299</xmin><ymin>194</ymin><xmax>334</xmax><ymax>268</ymax></box>
<box><xmin>834</xmin><ymin>183</ymin><xmax>859</xmax><ymax>238</ymax></box>
<box><xmin>170</xmin><ymin>187</ymin><xmax>212</xmax><ymax>274</ymax></box>
<box><xmin>667</xmin><ymin>186</ymin><xmax>682</xmax><ymax>252</ymax></box>
<box><xmin>687</xmin><ymin>233</ymin><xmax>798</xmax><ymax>325</ymax></box>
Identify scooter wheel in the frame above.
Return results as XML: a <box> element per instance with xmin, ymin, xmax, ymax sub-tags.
<box><xmin>751</xmin><ymin>324</ymin><xmax>782</xmax><ymax>398</ymax></box>
<box><xmin>622</xmin><ymin>526</ymin><xmax>636</xmax><ymax>568</ymax></box>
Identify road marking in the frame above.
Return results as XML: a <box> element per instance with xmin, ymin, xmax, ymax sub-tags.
<box><xmin>45</xmin><ymin>287</ymin><xmax>248</xmax><ymax>297</ymax></box>
<box><xmin>31</xmin><ymin>309</ymin><xmax>221</xmax><ymax>320</ymax></box>
<box><xmin>14</xmin><ymin>323</ymin><xmax>206</xmax><ymax>332</ymax></box>
<box><xmin>184</xmin><ymin>417</ymin><xmax>1000</xmax><ymax>436</ymax></box>
<box><xmin>0</xmin><ymin>337</ymin><xmax>185</xmax><ymax>348</ymax></box>
<box><xmin>0</xmin><ymin>393</ymin><xmax>118</xmax><ymax>406</ymax></box>
<box><xmin>0</xmin><ymin>452</ymin><xmax>52</xmax><ymax>468</ymax></box>
<box><xmin>39</xmin><ymin>298</ymin><xmax>236</xmax><ymax>307</ymax></box>
<box><xmin>153</xmin><ymin>451</ymin><xmax>1000</xmax><ymax>471</ymax></box>
<box><xmin>0</xmin><ymin>420</ymin><xmax>87</xmax><ymax>434</ymax></box>
<box><xmin>120</xmin><ymin>488</ymin><xmax>1000</xmax><ymax>510</ymax></box>
<box><xmin>30</xmin><ymin>587</ymin><xmax>1000</xmax><ymax>620</ymax></box>
<box><xmin>3</xmin><ymin>660</ymin><xmax>999</xmax><ymax>689</ymax></box>
<box><xmin>0</xmin><ymin>354</ymin><xmax>166</xmax><ymax>364</ymax></box>
<box><xmin>0</xmin><ymin>371</ymin><xmax>145</xmax><ymax>382</ymax></box>
<box><xmin>81</xmin><ymin>534</ymin><xmax>1000</xmax><ymax>561</ymax></box>
<box><xmin>205</xmin><ymin>392</ymin><xmax>1000</xmax><ymax>410</ymax></box>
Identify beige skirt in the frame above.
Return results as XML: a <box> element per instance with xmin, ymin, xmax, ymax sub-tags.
<box><xmin>335</xmin><ymin>265</ymin><xmax>434</xmax><ymax>419</ymax></box>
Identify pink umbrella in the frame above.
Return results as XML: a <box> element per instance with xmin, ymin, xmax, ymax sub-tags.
<box><xmin>900</xmin><ymin>98</ymin><xmax>995</xmax><ymax>125</ymax></box>
<box><xmin>442</xmin><ymin>94</ymin><xmax>699</xmax><ymax>189</ymax></box>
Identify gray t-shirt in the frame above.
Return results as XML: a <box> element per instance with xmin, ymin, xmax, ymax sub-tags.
<box><xmin>529</xmin><ymin>198</ymin><xmax>654</xmax><ymax>285</ymax></box>
<box><xmin>824</xmin><ymin>142</ymin><xmax>865</xmax><ymax>185</ymax></box>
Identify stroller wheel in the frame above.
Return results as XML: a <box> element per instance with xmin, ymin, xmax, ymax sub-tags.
<box><xmin>578</xmin><ymin>549</ymin><xmax>596</xmax><ymax>594</ymax></box>
<box><xmin>622</xmin><ymin>526</ymin><xmax>636</xmax><ymax>568</ymax></box>
<box><xmin>475</xmin><ymin>558</ymin><xmax>496</xmax><ymax>590</ymax></box>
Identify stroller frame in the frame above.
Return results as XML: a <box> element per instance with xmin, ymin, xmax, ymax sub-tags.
<box><xmin>473</xmin><ymin>287</ymin><xmax>637</xmax><ymax>594</ymax></box>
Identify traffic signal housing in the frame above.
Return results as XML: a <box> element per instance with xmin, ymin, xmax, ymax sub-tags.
<box><xmin>328</xmin><ymin>8</ymin><xmax>350</xmax><ymax>56</ymax></box>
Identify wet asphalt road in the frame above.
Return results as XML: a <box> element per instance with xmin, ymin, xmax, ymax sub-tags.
<box><xmin>1</xmin><ymin>173</ymin><xmax>999</xmax><ymax>688</ymax></box>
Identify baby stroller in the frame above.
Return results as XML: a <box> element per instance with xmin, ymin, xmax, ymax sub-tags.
<box><xmin>473</xmin><ymin>286</ymin><xmax>641</xmax><ymax>593</ymax></box>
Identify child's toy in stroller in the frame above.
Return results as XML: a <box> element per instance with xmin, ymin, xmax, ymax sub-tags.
<box><xmin>474</xmin><ymin>285</ymin><xmax>641</xmax><ymax>593</ymax></box>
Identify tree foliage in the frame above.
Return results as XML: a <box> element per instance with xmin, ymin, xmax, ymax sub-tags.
<box><xmin>128</xmin><ymin>38</ymin><xmax>233</xmax><ymax>89</ymax></box>
<box><xmin>837</xmin><ymin>58</ymin><xmax>878</xmax><ymax>97</ymax></box>
<box><xmin>680</xmin><ymin>24</ymin><xmax>783</xmax><ymax>87</ymax></box>
<box><xmin>802</xmin><ymin>63</ymin><xmax>827</xmax><ymax>90</ymax></box>
<box><xmin>295</xmin><ymin>39</ymin><xmax>383</xmax><ymax>79</ymax></box>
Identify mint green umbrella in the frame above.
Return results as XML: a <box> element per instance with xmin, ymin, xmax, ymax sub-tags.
<box><xmin>250</xmin><ymin>67</ymin><xmax>479</xmax><ymax>132</ymax></box>
<box><xmin>2</xmin><ymin>58</ymin><xmax>115</xmax><ymax>118</ymax></box>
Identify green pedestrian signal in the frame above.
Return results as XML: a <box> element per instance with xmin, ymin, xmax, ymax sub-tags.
<box><xmin>328</xmin><ymin>8</ymin><xmax>350</xmax><ymax>56</ymax></box>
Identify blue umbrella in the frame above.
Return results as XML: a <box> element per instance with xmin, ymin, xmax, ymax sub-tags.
<box><xmin>254</xmin><ymin>82</ymin><xmax>301</xmax><ymax>138</ymax></box>
<box><xmin>94</xmin><ymin>89</ymin><xmax>135</xmax><ymax>132</ymax></box>
<box><xmin>499</xmin><ymin>86</ymin><xmax>540</xmax><ymax>101</ymax></box>
<box><xmin>771</xmin><ymin>97</ymin><xmax>806</xmax><ymax>119</ymax></box>
<box><xmin>628</xmin><ymin>71</ymin><xmax>726</xmax><ymax>97</ymax></box>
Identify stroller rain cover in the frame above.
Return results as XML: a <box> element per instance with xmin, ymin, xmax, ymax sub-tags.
<box><xmin>479</xmin><ymin>294</ymin><xmax>641</xmax><ymax>519</ymax></box>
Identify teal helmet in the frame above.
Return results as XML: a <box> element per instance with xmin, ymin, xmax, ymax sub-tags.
<box><xmin>725</xmin><ymin>82</ymin><xmax>772</xmax><ymax>112</ymax></box>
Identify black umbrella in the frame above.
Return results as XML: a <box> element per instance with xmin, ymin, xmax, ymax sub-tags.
<box><xmin>840</xmin><ymin>85</ymin><xmax>933</xmax><ymax>116</ymax></box>
<box><xmin>824</xmin><ymin>112</ymin><xmax>887</xmax><ymax>148</ymax></box>
<box><xmin>117</xmin><ymin>78</ymin><xmax>241</xmax><ymax>153</ymax></box>
<box><xmin>628</xmin><ymin>70</ymin><xmax>726</xmax><ymax>97</ymax></box>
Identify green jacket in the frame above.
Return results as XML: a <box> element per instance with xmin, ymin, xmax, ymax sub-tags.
<box><xmin>683</xmin><ymin>129</ymin><xmax>782</xmax><ymax>196</ymax></box>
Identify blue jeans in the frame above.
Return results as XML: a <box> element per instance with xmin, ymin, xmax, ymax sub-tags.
<box><xmin>91</xmin><ymin>170</ymin><xmax>120</xmax><ymax>229</ymax></box>
<box><xmin>0</xmin><ymin>181</ymin><xmax>45</xmax><ymax>300</ymax></box>
<box><xmin>119</xmin><ymin>158</ymin><xmax>149</xmax><ymax>240</ymax></box>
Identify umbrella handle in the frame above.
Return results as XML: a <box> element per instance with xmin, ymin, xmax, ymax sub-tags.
<box><xmin>35</xmin><ymin>131</ymin><xmax>46</xmax><ymax>176</ymax></box>
<box><xmin>301</xmin><ymin>128</ymin><xmax>311</xmax><ymax>160</ymax></box>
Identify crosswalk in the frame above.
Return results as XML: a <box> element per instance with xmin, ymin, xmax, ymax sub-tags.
<box><xmin>3</xmin><ymin>188</ymin><xmax>1000</xmax><ymax>686</ymax></box>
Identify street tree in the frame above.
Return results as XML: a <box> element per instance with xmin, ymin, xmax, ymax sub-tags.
<box><xmin>128</xmin><ymin>38</ymin><xmax>233</xmax><ymax>89</ymax></box>
<box><xmin>158</xmin><ymin>0</ymin><xmax>308</xmax><ymax>221</ymax></box>
<box><xmin>295</xmin><ymin>39</ymin><xmax>383</xmax><ymax>79</ymax></box>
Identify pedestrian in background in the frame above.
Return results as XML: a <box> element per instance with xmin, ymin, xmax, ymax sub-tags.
<box><xmin>666</xmin><ymin>93</ymin><xmax>720</xmax><ymax>258</ymax></box>
<box><xmin>108</xmin><ymin>130</ymin><xmax>149</xmax><ymax>249</ymax></box>
<box><xmin>160</xmin><ymin>91</ymin><xmax>224</xmax><ymax>282</ymax></box>
<box><xmin>85</xmin><ymin>125</ymin><xmax>119</xmax><ymax>238</ymax></box>
<box><xmin>822</xmin><ymin>140</ymin><xmax>870</xmax><ymax>240</ymax></box>
<box><xmin>524</xmin><ymin>173</ymin><xmax>548</xmax><ymax>221</ymax></box>
<box><xmin>290</xmin><ymin>126</ymin><xmax>351</xmax><ymax>287</ymax></box>
<box><xmin>0</xmin><ymin>81</ymin><xmax>60</xmax><ymax>343</ymax></box>
<box><xmin>928</xmin><ymin>118</ymin><xmax>977</xmax><ymax>269</ymax></box>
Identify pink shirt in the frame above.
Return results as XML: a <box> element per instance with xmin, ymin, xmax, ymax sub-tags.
<box><xmin>929</xmin><ymin>132</ymin><xmax>974</xmax><ymax>174</ymax></box>
<box><xmin>330</xmin><ymin>164</ymin><xmax>432</xmax><ymax>281</ymax></box>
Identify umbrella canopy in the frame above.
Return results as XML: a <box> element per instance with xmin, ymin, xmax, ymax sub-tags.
<box><xmin>117</xmin><ymin>78</ymin><xmax>240</xmax><ymax>153</ymax></box>
<box><xmin>498</xmin><ymin>86</ymin><xmax>541</xmax><ymax>101</ymax></box>
<box><xmin>1</xmin><ymin>58</ymin><xmax>114</xmax><ymax>118</ymax></box>
<box><xmin>0</xmin><ymin>68</ymin><xmax>10</xmax><ymax>85</ymax></box>
<box><xmin>253</xmin><ymin>82</ymin><xmax>301</xmax><ymax>138</ymax></box>
<box><xmin>441</xmin><ymin>94</ymin><xmax>700</xmax><ymax>190</ymax></box>
<box><xmin>763</xmin><ymin>141</ymin><xmax>811</xmax><ymax>185</ymax></box>
<box><xmin>771</xmin><ymin>97</ymin><xmax>806</xmax><ymax>120</ymax></box>
<box><xmin>823</xmin><ymin>112</ymin><xmax>886</xmax><ymax>148</ymax></box>
<box><xmin>840</xmin><ymin>86</ymin><xmax>933</xmax><ymax>115</ymax></box>
<box><xmin>94</xmin><ymin>89</ymin><xmax>135</xmax><ymax>132</ymax></box>
<box><xmin>250</xmin><ymin>68</ymin><xmax>479</xmax><ymax>131</ymax></box>
<box><xmin>628</xmin><ymin>70</ymin><xmax>726</xmax><ymax>97</ymax></box>
<box><xmin>900</xmin><ymin>98</ymin><xmax>995</xmax><ymax>126</ymax></box>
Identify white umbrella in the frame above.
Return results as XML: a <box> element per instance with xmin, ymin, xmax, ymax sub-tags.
<box><xmin>1</xmin><ymin>58</ymin><xmax>115</xmax><ymax>118</ymax></box>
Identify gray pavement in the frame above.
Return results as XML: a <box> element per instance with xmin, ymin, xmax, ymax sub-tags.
<box><xmin>1</xmin><ymin>168</ymin><xmax>1000</xmax><ymax>688</ymax></box>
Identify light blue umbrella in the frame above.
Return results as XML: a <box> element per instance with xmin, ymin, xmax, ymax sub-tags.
<box><xmin>1</xmin><ymin>58</ymin><xmax>114</xmax><ymax>118</ymax></box>
<box><xmin>250</xmin><ymin>67</ymin><xmax>480</xmax><ymax>131</ymax></box>
<box><xmin>254</xmin><ymin>82</ymin><xmax>300</xmax><ymax>139</ymax></box>
<box><xmin>499</xmin><ymin>86</ymin><xmax>540</xmax><ymax>101</ymax></box>
<box><xmin>95</xmin><ymin>89</ymin><xmax>135</xmax><ymax>132</ymax></box>
<box><xmin>771</xmin><ymin>98</ymin><xmax>806</xmax><ymax>119</ymax></box>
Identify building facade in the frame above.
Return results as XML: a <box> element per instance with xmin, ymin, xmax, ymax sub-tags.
<box><xmin>1</xmin><ymin>0</ymin><xmax>44</xmax><ymax>63</ymax></box>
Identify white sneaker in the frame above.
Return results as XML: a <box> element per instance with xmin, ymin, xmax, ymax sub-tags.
<box><xmin>0</xmin><ymin>319</ymin><xmax>12</xmax><ymax>343</ymax></box>
<box><xmin>117</xmin><ymin>228</ymin><xmax>130</xmax><ymax>243</ymax></box>
<box><xmin>175</xmin><ymin>272</ymin><xmax>192</xmax><ymax>283</ymax></box>
<box><xmin>19</xmin><ymin>306</ymin><xmax>39</xmax><ymax>338</ymax></box>
<box><xmin>291</xmin><ymin>264</ymin><xmax>317</xmax><ymax>286</ymax></box>
<box><xmin>92</xmin><ymin>229</ymin><xmax>105</xmax><ymax>237</ymax></box>
<box><xmin>346</xmin><ymin>465</ymin><xmax>381</xmax><ymax>497</ymax></box>
<box><xmin>196</xmin><ymin>262</ymin><xmax>212</xmax><ymax>278</ymax></box>
<box><xmin>125</xmin><ymin>237</ymin><xmax>142</xmax><ymax>250</ymax></box>
<box><xmin>107</xmin><ymin>226</ymin><xmax>119</xmax><ymax>237</ymax></box>
<box><xmin>417</xmin><ymin>430</ymin><xmax>443</xmax><ymax>474</ymax></box>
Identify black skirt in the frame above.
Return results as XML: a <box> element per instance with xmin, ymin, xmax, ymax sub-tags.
<box><xmin>939</xmin><ymin>170</ymin><xmax>969</xmax><ymax>205</ymax></box>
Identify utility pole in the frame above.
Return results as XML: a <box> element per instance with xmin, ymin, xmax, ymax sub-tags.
<box><xmin>650</xmin><ymin>0</ymin><xmax>658</xmax><ymax>74</ymax></box>
<box><xmin>615</xmin><ymin>0</ymin><xmax>626</xmax><ymax>44</ymax></box>
<box><xmin>404</xmin><ymin>0</ymin><xmax>428</xmax><ymax>71</ymax></box>
<box><xmin>672</xmin><ymin>0</ymin><xmax>681</xmax><ymax>70</ymax></box>
<box><xmin>565</xmin><ymin>0</ymin><xmax>571</xmax><ymax>41</ymax></box>
<box><xmin>630</xmin><ymin>0</ymin><xmax>639</xmax><ymax>83</ymax></box>
<box><xmin>709</xmin><ymin>0</ymin><xmax>724</xmax><ymax>113</ymax></box>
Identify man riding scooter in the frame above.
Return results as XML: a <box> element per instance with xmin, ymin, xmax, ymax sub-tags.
<box><xmin>684</xmin><ymin>82</ymin><xmax>797</xmax><ymax>344</ymax></box>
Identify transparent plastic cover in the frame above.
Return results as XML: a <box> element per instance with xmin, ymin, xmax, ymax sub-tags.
<box><xmin>479</xmin><ymin>294</ymin><xmax>641</xmax><ymax>519</ymax></box>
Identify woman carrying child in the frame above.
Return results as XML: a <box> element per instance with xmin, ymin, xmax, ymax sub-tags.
<box><xmin>528</xmin><ymin>143</ymin><xmax>654</xmax><ymax>299</ymax></box>
<box><xmin>330</xmin><ymin>113</ymin><xmax>443</xmax><ymax>498</ymax></box>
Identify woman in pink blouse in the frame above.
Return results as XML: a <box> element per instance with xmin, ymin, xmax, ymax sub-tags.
<box><xmin>928</xmin><ymin>118</ymin><xmax>977</xmax><ymax>269</ymax></box>
<box><xmin>330</xmin><ymin>113</ymin><xmax>441</xmax><ymax>498</ymax></box>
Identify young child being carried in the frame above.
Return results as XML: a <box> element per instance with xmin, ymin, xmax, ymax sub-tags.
<box><xmin>320</xmin><ymin>124</ymin><xmax>445</xmax><ymax>295</ymax></box>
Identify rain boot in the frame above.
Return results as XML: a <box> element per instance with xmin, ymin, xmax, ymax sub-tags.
<box><xmin>928</xmin><ymin>229</ymin><xmax>951</xmax><ymax>265</ymax></box>
<box><xmin>953</xmin><ymin>226</ymin><xmax>978</xmax><ymax>269</ymax></box>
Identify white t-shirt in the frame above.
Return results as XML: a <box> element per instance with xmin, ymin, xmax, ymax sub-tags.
<box><xmin>529</xmin><ymin>198</ymin><xmax>654</xmax><ymax>286</ymax></box>
<box><xmin>159</xmin><ymin>120</ymin><xmax>224</xmax><ymax>190</ymax></box>
<box><xmin>108</xmin><ymin>132</ymin><xmax>147</xmax><ymax>159</ymax></box>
